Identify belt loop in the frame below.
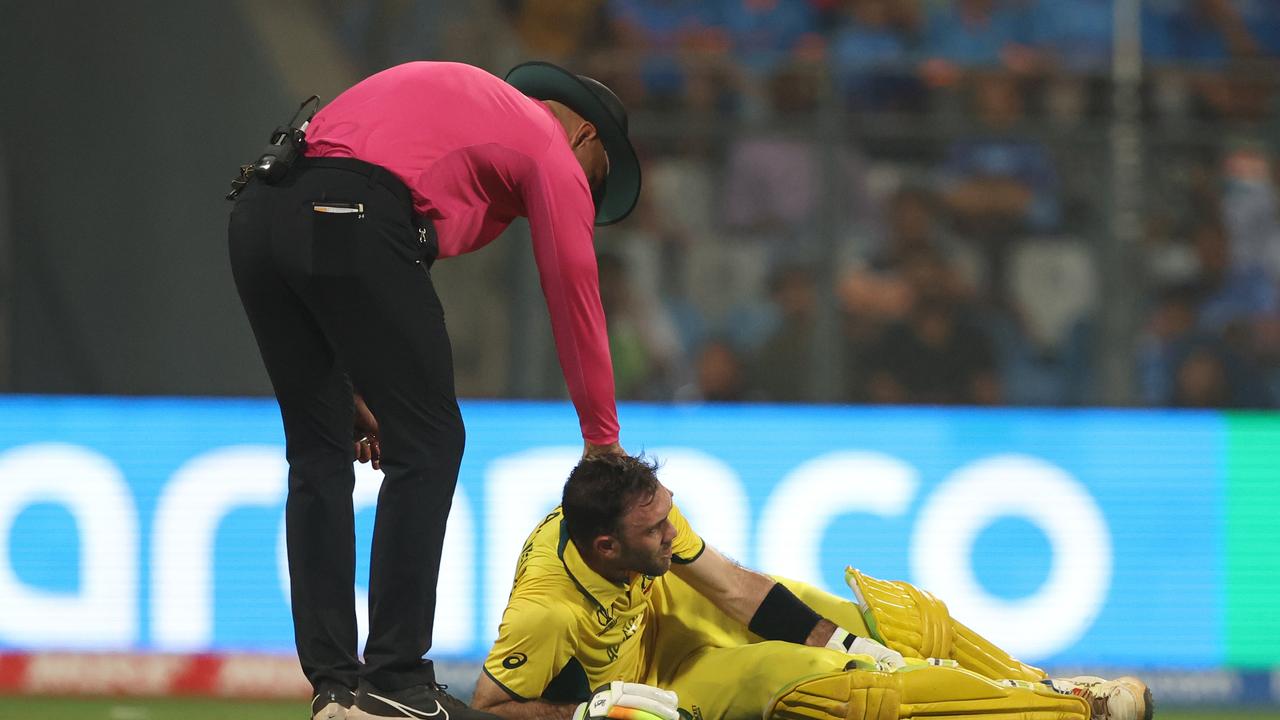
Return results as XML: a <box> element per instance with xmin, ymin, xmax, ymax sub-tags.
<box><xmin>416</xmin><ymin>217</ymin><xmax>440</xmax><ymax>269</ymax></box>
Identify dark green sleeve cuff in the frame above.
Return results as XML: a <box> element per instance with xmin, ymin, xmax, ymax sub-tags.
<box><xmin>671</xmin><ymin>538</ymin><xmax>706</xmax><ymax>565</ymax></box>
<box><xmin>482</xmin><ymin>666</ymin><xmax>532</xmax><ymax>702</ymax></box>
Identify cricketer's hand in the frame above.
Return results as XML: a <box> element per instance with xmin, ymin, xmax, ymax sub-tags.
<box><xmin>573</xmin><ymin>681</ymin><xmax>680</xmax><ymax>720</ymax></box>
<box><xmin>850</xmin><ymin>635</ymin><xmax>906</xmax><ymax>671</ymax></box>
<box><xmin>828</xmin><ymin>628</ymin><xmax>907</xmax><ymax>672</ymax></box>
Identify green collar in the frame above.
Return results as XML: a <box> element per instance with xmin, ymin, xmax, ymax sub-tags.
<box><xmin>557</xmin><ymin>518</ymin><xmax>631</xmax><ymax>617</ymax></box>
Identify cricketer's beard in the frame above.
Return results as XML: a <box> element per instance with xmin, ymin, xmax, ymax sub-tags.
<box><xmin>620</xmin><ymin>540</ymin><xmax>673</xmax><ymax>578</ymax></box>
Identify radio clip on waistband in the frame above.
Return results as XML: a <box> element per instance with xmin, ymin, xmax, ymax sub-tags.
<box><xmin>226</xmin><ymin>95</ymin><xmax>320</xmax><ymax>201</ymax></box>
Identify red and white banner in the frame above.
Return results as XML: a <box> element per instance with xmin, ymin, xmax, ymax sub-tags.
<box><xmin>0</xmin><ymin>653</ymin><xmax>310</xmax><ymax>698</ymax></box>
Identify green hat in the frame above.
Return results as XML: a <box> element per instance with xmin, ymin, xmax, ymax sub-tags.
<box><xmin>505</xmin><ymin>61</ymin><xmax>641</xmax><ymax>226</ymax></box>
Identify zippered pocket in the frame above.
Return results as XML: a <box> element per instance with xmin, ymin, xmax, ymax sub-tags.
<box><xmin>312</xmin><ymin>201</ymin><xmax>365</xmax><ymax>217</ymax></box>
<box><xmin>309</xmin><ymin>201</ymin><xmax>362</xmax><ymax>275</ymax></box>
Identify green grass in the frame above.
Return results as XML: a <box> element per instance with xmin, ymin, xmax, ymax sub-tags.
<box><xmin>1162</xmin><ymin>707</ymin><xmax>1280</xmax><ymax>712</ymax></box>
<box><xmin>6</xmin><ymin>698</ymin><xmax>1280</xmax><ymax>720</ymax></box>
<box><xmin>3</xmin><ymin>697</ymin><xmax>303</xmax><ymax>720</ymax></box>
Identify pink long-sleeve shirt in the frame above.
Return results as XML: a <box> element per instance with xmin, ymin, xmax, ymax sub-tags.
<box><xmin>304</xmin><ymin>61</ymin><xmax>619</xmax><ymax>444</ymax></box>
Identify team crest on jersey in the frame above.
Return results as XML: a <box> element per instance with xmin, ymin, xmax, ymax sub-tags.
<box><xmin>678</xmin><ymin>706</ymin><xmax>703</xmax><ymax>720</ymax></box>
<box><xmin>596</xmin><ymin>607</ymin><xmax>613</xmax><ymax>628</ymax></box>
<box><xmin>621</xmin><ymin>615</ymin><xmax>640</xmax><ymax>640</ymax></box>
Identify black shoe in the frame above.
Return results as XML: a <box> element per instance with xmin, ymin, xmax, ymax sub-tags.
<box><xmin>354</xmin><ymin>681</ymin><xmax>501</xmax><ymax>720</ymax></box>
<box><xmin>312</xmin><ymin>686</ymin><xmax>355</xmax><ymax>720</ymax></box>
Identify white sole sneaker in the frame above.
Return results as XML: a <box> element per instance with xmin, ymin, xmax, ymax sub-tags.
<box><xmin>313</xmin><ymin>700</ymin><xmax>349</xmax><ymax>720</ymax></box>
<box><xmin>1051</xmin><ymin>675</ymin><xmax>1153</xmax><ymax>720</ymax></box>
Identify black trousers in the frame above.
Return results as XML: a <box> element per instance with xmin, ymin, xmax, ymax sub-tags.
<box><xmin>228</xmin><ymin>158</ymin><xmax>463</xmax><ymax>693</ymax></box>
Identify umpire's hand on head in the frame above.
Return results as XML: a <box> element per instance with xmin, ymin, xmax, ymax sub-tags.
<box><xmin>583</xmin><ymin>440</ymin><xmax>626</xmax><ymax>459</ymax></box>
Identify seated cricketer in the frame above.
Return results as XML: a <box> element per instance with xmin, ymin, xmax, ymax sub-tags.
<box><xmin>472</xmin><ymin>455</ymin><xmax>1153</xmax><ymax>720</ymax></box>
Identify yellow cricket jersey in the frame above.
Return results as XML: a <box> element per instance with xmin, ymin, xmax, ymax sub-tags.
<box><xmin>482</xmin><ymin>504</ymin><xmax>706</xmax><ymax>702</ymax></box>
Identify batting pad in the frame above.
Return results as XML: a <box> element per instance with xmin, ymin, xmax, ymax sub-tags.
<box><xmin>896</xmin><ymin>664</ymin><xmax>1089</xmax><ymax>720</ymax></box>
<box><xmin>766</xmin><ymin>669</ymin><xmax>900</xmax><ymax>720</ymax></box>
<box><xmin>766</xmin><ymin>666</ymin><xmax>1089</xmax><ymax>720</ymax></box>
<box><xmin>844</xmin><ymin>568</ymin><xmax>1044</xmax><ymax>682</ymax></box>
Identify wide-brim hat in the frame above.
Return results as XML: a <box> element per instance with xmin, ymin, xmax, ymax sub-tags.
<box><xmin>505</xmin><ymin>61</ymin><xmax>640</xmax><ymax>226</ymax></box>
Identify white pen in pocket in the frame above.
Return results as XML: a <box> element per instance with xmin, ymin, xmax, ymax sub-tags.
<box><xmin>312</xmin><ymin>202</ymin><xmax>365</xmax><ymax>217</ymax></box>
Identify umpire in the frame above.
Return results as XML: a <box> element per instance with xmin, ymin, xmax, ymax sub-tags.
<box><xmin>227</xmin><ymin>61</ymin><xmax>637</xmax><ymax>720</ymax></box>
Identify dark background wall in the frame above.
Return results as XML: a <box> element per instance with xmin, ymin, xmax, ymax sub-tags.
<box><xmin>0</xmin><ymin>1</ymin><xmax>530</xmax><ymax>398</ymax></box>
<box><xmin>1</xmin><ymin>1</ymin><xmax>285</xmax><ymax>394</ymax></box>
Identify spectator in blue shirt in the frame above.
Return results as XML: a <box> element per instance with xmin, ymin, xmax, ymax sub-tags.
<box><xmin>1021</xmin><ymin>0</ymin><xmax>1114</xmax><ymax>127</ymax></box>
<box><xmin>938</xmin><ymin>73</ymin><xmax>1061</xmax><ymax>236</ymax></box>
<box><xmin>1144</xmin><ymin>0</ymin><xmax>1280</xmax><ymax>65</ymax></box>
<box><xmin>918</xmin><ymin>0</ymin><xmax>1038</xmax><ymax>87</ymax></box>
<box><xmin>608</xmin><ymin>0</ymin><xmax>725</xmax><ymax>105</ymax></box>
<box><xmin>1015</xmin><ymin>0</ymin><xmax>1280</xmax><ymax>67</ymax></box>
<box><xmin>829</xmin><ymin>0</ymin><xmax>927</xmax><ymax>111</ymax></box>
<box><xmin>1027</xmin><ymin>0</ymin><xmax>1113</xmax><ymax>73</ymax></box>
<box><xmin>1235</xmin><ymin>0</ymin><xmax>1280</xmax><ymax>55</ymax></box>
<box><xmin>1189</xmin><ymin>216</ymin><xmax>1278</xmax><ymax>335</ymax></box>
<box><xmin>716</xmin><ymin>0</ymin><xmax>824</xmax><ymax>75</ymax></box>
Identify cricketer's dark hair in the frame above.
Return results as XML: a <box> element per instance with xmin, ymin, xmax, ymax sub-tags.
<box><xmin>562</xmin><ymin>454</ymin><xmax>661</xmax><ymax>550</ymax></box>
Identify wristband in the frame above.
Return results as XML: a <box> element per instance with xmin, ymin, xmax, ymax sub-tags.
<box><xmin>747</xmin><ymin>583</ymin><xmax>823</xmax><ymax>644</ymax></box>
<box><xmin>825</xmin><ymin>627</ymin><xmax>858</xmax><ymax>653</ymax></box>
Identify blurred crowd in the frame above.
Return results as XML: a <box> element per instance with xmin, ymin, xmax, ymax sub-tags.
<box><xmin>327</xmin><ymin>0</ymin><xmax>1280</xmax><ymax>408</ymax></box>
